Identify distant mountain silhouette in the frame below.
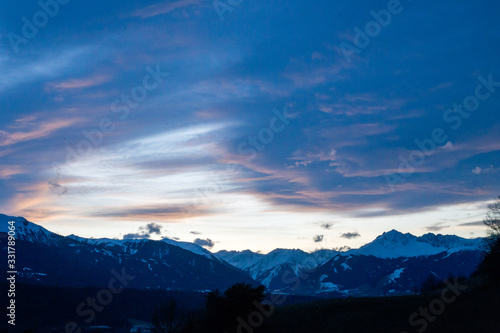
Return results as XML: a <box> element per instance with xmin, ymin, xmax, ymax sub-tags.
<box><xmin>0</xmin><ymin>214</ymin><xmax>486</xmax><ymax>296</ymax></box>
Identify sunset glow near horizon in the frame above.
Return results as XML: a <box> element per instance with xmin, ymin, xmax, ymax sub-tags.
<box><xmin>1</xmin><ymin>0</ymin><xmax>499</xmax><ymax>253</ymax></box>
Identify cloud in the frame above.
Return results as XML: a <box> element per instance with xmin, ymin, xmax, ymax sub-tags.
<box><xmin>122</xmin><ymin>223</ymin><xmax>164</xmax><ymax>239</ymax></box>
<box><xmin>317</xmin><ymin>94</ymin><xmax>407</xmax><ymax>116</ymax></box>
<box><xmin>340</xmin><ymin>232</ymin><xmax>360</xmax><ymax>239</ymax></box>
<box><xmin>425</xmin><ymin>222</ymin><xmax>450</xmax><ymax>232</ymax></box>
<box><xmin>321</xmin><ymin>223</ymin><xmax>333</xmax><ymax>230</ymax></box>
<box><xmin>193</xmin><ymin>238</ymin><xmax>214</xmax><ymax>248</ymax></box>
<box><xmin>1</xmin><ymin>0</ymin><xmax>499</xmax><ymax>252</ymax></box>
<box><xmin>132</xmin><ymin>0</ymin><xmax>204</xmax><ymax>18</ymax></box>
<box><xmin>289</xmin><ymin>149</ymin><xmax>337</xmax><ymax>167</ymax></box>
<box><xmin>142</xmin><ymin>223</ymin><xmax>163</xmax><ymax>235</ymax></box>
<box><xmin>0</xmin><ymin>165</ymin><xmax>25</xmax><ymax>179</ymax></box>
<box><xmin>313</xmin><ymin>235</ymin><xmax>324</xmax><ymax>243</ymax></box>
<box><xmin>92</xmin><ymin>204</ymin><xmax>213</xmax><ymax>220</ymax></box>
<box><xmin>123</xmin><ymin>232</ymin><xmax>150</xmax><ymax>239</ymax></box>
<box><xmin>472</xmin><ymin>165</ymin><xmax>498</xmax><ymax>175</ymax></box>
<box><xmin>0</xmin><ymin>46</ymin><xmax>95</xmax><ymax>93</ymax></box>
<box><xmin>458</xmin><ymin>221</ymin><xmax>485</xmax><ymax>227</ymax></box>
<box><xmin>429</xmin><ymin>82</ymin><xmax>453</xmax><ymax>92</ymax></box>
<box><xmin>46</xmin><ymin>75</ymin><xmax>110</xmax><ymax>91</ymax></box>
<box><xmin>0</xmin><ymin>118</ymin><xmax>79</xmax><ymax>147</ymax></box>
<box><xmin>190</xmin><ymin>231</ymin><xmax>202</xmax><ymax>235</ymax></box>
<box><xmin>441</xmin><ymin>141</ymin><xmax>454</xmax><ymax>150</ymax></box>
<box><xmin>48</xmin><ymin>177</ymin><xmax>68</xmax><ymax>196</ymax></box>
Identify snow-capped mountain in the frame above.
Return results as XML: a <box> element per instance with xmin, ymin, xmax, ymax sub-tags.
<box><xmin>68</xmin><ymin>233</ymin><xmax>224</xmax><ymax>263</ymax></box>
<box><xmin>214</xmin><ymin>230</ymin><xmax>485</xmax><ymax>294</ymax></box>
<box><xmin>216</xmin><ymin>249</ymin><xmax>264</xmax><ymax>270</ymax></box>
<box><xmin>0</xmin><ymin>214</ymin><xmax>487</xmax><ymax>297</ymax></box>
<box><xmin>348</xmin><ymin>229</ymin><xmax>485</xmax><ymax>258</ymax></box>
<box><xmin>310</xmin><ymin>248</ymin><xmax>345</xmax><ymax>264</ymax></box>
<box><xmin>292</xmin><ymin>250</ymin><xmax>485</xmax><ymax>297</ymax></box>
<box><xmin>215</xmin><ymin>248</ymin><xmax>340</xmax><ymax>288</ymax></box>
<box><xmin>0</xmin><ymin>215</ymin><xmax>256</xmax><ymax>291</ymax></box>
<box><xmin>162</xmin><ymin>237</ymin><xmax>224</xmax><ymax>263</ymax></box>
<box><xmin>0</xmin><ymin>214</ymin><xmax>64</xmax><ymax>245</ymax></box>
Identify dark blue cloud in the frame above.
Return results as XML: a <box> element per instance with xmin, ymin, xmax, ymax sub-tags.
<box><xmin>0</xmin><ymin>0</ymin><xmax>499</xmax><ymax>239</ymax></box>
<box><xmin>193</xmin><ymin>238</ymin><xmax>214</xmax><ymax>248</ymax></box>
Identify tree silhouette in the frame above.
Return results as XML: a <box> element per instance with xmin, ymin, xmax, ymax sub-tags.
<box><xmin>477</xmin><ymin>196</ymin><xmax>500</xmax><ymax>282</ymax></box>
<box><xmin>153</xmin><ymin>300</ymin><xmax>184</xmax><ymax>333</ymax></box>
<box><xmin>203</xmin><ymin>283</ymin><xmax>266</xmax><ymax>333</ymax></box>
<box><xmin>484</xmin><ymin>195</ymin><xmax>500</xmax><ymax>240</ymax></box>
<box><xmin>420</xmin><ymin>274</ymin><xmax>439</xmax><ymax>293</ymax></box>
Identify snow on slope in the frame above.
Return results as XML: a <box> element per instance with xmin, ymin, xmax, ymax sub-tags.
<box><xmin>1</xmin><ymin>214</ymin><xmax>223</xmax><ymax>263</ymax></box>
<box><xmin>250</xmin><ymin>249</ymin><xmax>315</xmax><ymax>277</ymax></box>
<box><xmin>162</xmin><ymin>238</ymin><xmax>223</xmax><ymax>262</ymax></box>
<box><xmin>216</xmin><ymin>250</ymin><xmax>264</xmax><ymax>270</ymax></box>
<box><xmin>349</xmin><ymin>230</ymin><xmax>485</xmax><ymax>259</ymax></box>
<box><xmin>310</xmin><ymin>249</ymin><xmax>342</xmax><ymax>265</ymax></box>
<box><xmin>0</xmin><ymin>214</ymin><xmax>63</xmax><ymax>244</ymax></box>
<box><xmin>69</xmin><ymin>235</ymin><xmax>223</xmax><ymax>262</ymax></box>
<box><xmin>387</xmin><ymin>268</ymin><xmax>405</xmax><ymax>283</ymax></box>
<box><xmin>2</xmin><ymin>213</ymin><xmax>485</xmax><ymax>275</ymax></box>
<box><xmin>216</xmin><ymin>248</ymin><xmax>339</xmax><ymax>274</ymax></box>
<box><xmin>215</xmin><ymin>248</ymin><xmax>340</xmax><ymax>287</ymax></box>
<box><xmin>418</xmin><ymin>233</ymin><xmax>484</xmax><ymax>252</ymax></box>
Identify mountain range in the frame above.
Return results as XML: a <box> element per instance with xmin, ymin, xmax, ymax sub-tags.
<box><xmin>0</xmin><ymin>214</ymin><xmax>487</xmax><ymax>297</ymax></box>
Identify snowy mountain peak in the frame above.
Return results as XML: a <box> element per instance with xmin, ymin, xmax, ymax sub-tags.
<box><xmin>267</xmin><ymin>248</ymin><xmax>308</xmax><ymax>259</ymax></box>
<box><xmin>349</xmin><ymin>229</ymin><xmax>485</xmax><ymax>259</ymax></box>
<box><xmin>215</xmin><ymin>250</ymin><xmax>264</xmax><ymax>270</ymax></box>
<box><xmin>161</xmin><ymin>237</ymin><xmax>222</xmax><ymax>262</ymax></box>
<box><xmin>376</xmin><ymin>230</ymin><xmax>416</xmax><ymax>244</ymax></box>
<box><xmin>0</xmin><ymin>214</ymin><xmax>62</xmax><ymax>244</ymax></box>
<box><xmin>417</xmin><ymin>232</ymin><xmax>483</xmax><ymax>249</ymax></box>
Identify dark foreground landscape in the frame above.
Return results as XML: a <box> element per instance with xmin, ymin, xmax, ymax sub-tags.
<box><xmin>2</xmin><ymin>0</ymin><xmax>500</xmax><ymax>331</ymax></box>
<box><xmin>1</xmin><ymin>207</ymin><xmax>500</xmax><ymax>333</ymax></box>
<box><xmin>2</xmin><ymin>276</ymin><xmax>500</xmax><ymax>333</ymax></box>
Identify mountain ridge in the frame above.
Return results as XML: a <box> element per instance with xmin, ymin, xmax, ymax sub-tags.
<box><xmin>1</xmin><ymin>214</ymin><xmax>484</xmax><ymax>257</ymax></box>
<box><xmin>0</xmin><ymin>214</ymin><xmax>486</xmax><ymax>297</ymax></box>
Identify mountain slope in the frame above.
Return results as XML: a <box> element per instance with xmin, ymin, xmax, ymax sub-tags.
<box><xmin>214</xmin><ymin>230</ymin><xmax>485</xmax><ymax>295</ymax></box>
<box><xmin>348</xmin><ymin>229</ymin><xmax>485</xmax><ymax>258</ymax></box>
<box><xmin>0</xmin><ymin>214</ymin><xmax>487</xmax><ymax>297</ymax></box>
<box><xmin>0</xmin><ymin>215</ymin><xmax>256</xmax><ymax>291</ymax></box>
<box><xmin>0</xmin><ymin>214</ymin><xmax>65</xmax><ymax>245</ymax></box>
<box><xmin>293</xmin><ymin>250</ymin><xmax>485</xmax><ymax>297</ymax></box>
<box><xmin>215</xmin><ymin>248</ymin><xmax>340</xmax><ymax>289</ymax></box>
<box><xmin>216</xmin><ymin>249</ymin><xmax>265</xmax><ymax>270</ymax></box>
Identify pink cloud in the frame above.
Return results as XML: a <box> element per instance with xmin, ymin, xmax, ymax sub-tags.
<box><xmin>0</xmin><ymin>166</ymin><xmax>25</xmax><ymax>179</ymax></box>
<box><xmin>46</xmin><ymin>75</ymin><xmax>111</xmax><ymax>91</ymax></box>
<box><xmin>0</xmin><ymin>118</ymin><xmax>80</xmax><ymax>147</ymax></box>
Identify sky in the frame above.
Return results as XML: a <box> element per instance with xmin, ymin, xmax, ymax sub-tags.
<box><xmin>0</xmin><ymin>0</ymin><xmax>499</xmax><ymax>253</ymax></box>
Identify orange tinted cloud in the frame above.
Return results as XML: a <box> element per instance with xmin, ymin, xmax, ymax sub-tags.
<box><xmin>0</xmin><ymin>118</ymin><xmax>79</xmax><ymax>147</ymax></box>
<box><xmin>46</xmin><ymin>75</ymin><xmax>110</xmax><ymax>90</ymax></box>
<box><xmin>0</xmin><ymin>166</ymin><xmax>25</xmax><ymax>179</ymax></box>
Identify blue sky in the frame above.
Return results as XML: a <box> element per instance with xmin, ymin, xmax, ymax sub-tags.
<box><xmin>1</xmin><ymin>0</ymin><xmax>499</xmax><ymax>252</ymax></box>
